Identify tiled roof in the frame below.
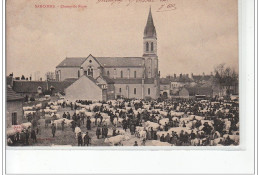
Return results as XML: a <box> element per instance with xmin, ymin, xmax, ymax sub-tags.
<box><xmin>12</xmin><ymin>80</ymin><xmax>75</xmax><ymax>93</ymax></box>
<box><xmin>56</xmin><ymin>56</ymin><xmax>145</xmax><ymax>68</ymax></box>
<box><xmin>13</xmin><ymin>81</ymin><xmax>47</xmax><ymax>93</ymax></box>
<box><xmin>6</xmin><ymin>76</ymin><xmax>13</xmax><ymax>86</ymax></box>
<box><xmin>160</xmin><ymin>78</ymin><xmax>170</xmax><ymax>85</ymax></box>
<box><xmin>56</xmin><ymin>57</ymin><xmax>87</xmax><ymax>68</ymax></box>
<box><xmin>7</xmin><ymin>87</ymin><xmax>24</xmax><ymax>101</ymax></box>
<box><xmin>113</xmin><ymin>78</ymin><xmax>155</xmax><ymax>84</ymax></box>
<box><xmin>98</xmin><ymin>76</ymin><xmax>114</xmax><ymax>84</ymax></box>
<box><xmin>96</xmin><ymin>57</ymin><xmax>144</xmax><ymax>67</ymax></box>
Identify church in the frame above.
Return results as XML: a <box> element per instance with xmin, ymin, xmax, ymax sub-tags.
<box><xmin>55</xmin><ymin>8</ymin><xmax>160</xmax><ymax>101</ymax></box>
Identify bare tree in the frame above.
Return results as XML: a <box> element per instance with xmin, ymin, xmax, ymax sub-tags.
<box><xmin>214</xmin><ymin>64</ymin><xmax>238</xmax><ymax>96</ymax></box>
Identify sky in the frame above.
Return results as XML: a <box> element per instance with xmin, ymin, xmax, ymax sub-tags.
<box><xmin>6</xmin><ymin>0</ymin><xmax>238</xmax><ymax>79</ymax></box>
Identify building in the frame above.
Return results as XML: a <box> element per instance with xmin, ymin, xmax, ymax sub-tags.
<box><xmin>168</xmin><ymin>74</ymin><xmax>192</xmax><ymax>89</ymax></box>
<box><xmin>12</xmin><ymin>79</ymin><xmax>76</xmax><ymax>97</ymax></box>
<box><xmin>159</xmin><ymin>78</ymin><xmax>171</xmax><ymax>98</ymax></box>
<box><xmin>56</xmin><ymin>8</ymin><xmax>160</xmax><ymax>100</ymax></box>
<box><xmin>6</xmin><ymin>87</ymin><xmax>24</xmax><ymax>128</ymax></box>
<box><xmin>46</xmin><ymin>72</ymin><xmax>56</xmax><ymax>81</ymax></box>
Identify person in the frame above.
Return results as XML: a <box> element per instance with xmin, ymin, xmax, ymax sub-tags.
<box><xmin>25</xmin><ymin>129</ymin><xmax>29</xmax><ymax>145</ymax></box>
<box><xmin>133</xmin><ymin>141</ymin><xmax>138</xmax><ymax>146</ymax></box>
<box><xmin>104</xmin><ymin>125</ymin><xmax>108</xmax><ymax>138</ymax></box>
<box><xmin>150</xmin><ymin>127</ymin><xmax>155</xmax><ymax>140</ymax></box>
<box><xmin>164</xmin><ymin>122</ymin><xmax>168</xmax><ymax>131</ymax></box>
<box><xmin>112</xmin><ymin>125</ymin><xmax>117</xmax><ymax>136</ymax></box>
<box><xmin>20</xmin><ymin>130</ymin><xmax>26</xmax><ymax>146</ymax></box>
<box><xmin>141</xmin><ymin>139</ymin><xmax>146</xmax><ymax>146</ymax></box>
<box><xmin>130</xmin><ymin>124</ymin><xmax>136</xmax><ymax>135</ymax></box>
<box><xmin>62</xmin><ymin>112</ymin><xmax>67</xmax><ymax>118</ymax></box>
<box><xmin>84</xmin><ymin>132</ymin><xmax>91</xmax><ymax>146</ymax></box>
<box><xmin>190</xmin><ymin>130</ymin><xmax>196</xmax><ymax>140</ymax></box>
<box><xmin>96</xmin><ymin>125</ymin><xmax>101</xmax><ymax>139</ymax></box>
<box><xmin>160</xmin><ymin>134</ymin><xmax>165</xmax><ymax>142</ymax></box>
<box><xmin>78</xmin><ymin>132</ymin><xmax>83</xmax><ymax>146</ymax></box>
<box><xmin>81</xmin><ymin>114</ymin><xmax>85</xmax><ymax>125</ymax></box>
<box><xmin>86</xmin><ymin>117</ymin><xmax>91</xmax><ymax>130</ymax></box>
<box><xmin>122</xmin><ymin>118</ymin><xmax>127</xmax><ymax>131</ymax></box>
<box><xmin>31</xmin><ymin>129</ymin><xmax>37</xmax><ymax>143</ymax></box>
<box><xmin>61</xmin><ymin>119</ymin><xmax>65</xmax><ymax>131</ymax></box>
<box><xmin>71</xmin><ymin>120</ymin><xmax>76</xmax><ymax>132</ymax></box>
<box><xmin>67</xmin><ymin>112</ymin><xmax>71</xmax><ymax>120</ymax></box>
<box><xmin>51</xmin><ymin>123</ymin><xmax>56</xmax><ymax>137</ymax></box>
<box><xmin>165</xmin><ymin>133</ymin><xmax>170</xmax><ymax>143</ymax></box>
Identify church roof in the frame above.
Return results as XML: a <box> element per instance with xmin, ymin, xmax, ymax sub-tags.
<box><xmin>56</xmin><ymin>56</ymin><xmax>145</xmax><ymax>68</ymax></box>
<box><xmin>144</xmin><ymin>7</ymin><xmax>157</xmax><ymax>38</ymax></box>
<box><xmin>95</xmin><ymin>57</ymin><xmax>144</xmax><ymax>67</ymax></box>
<box><xmin>56</xmin><ymin>57</ymin><xmax>87</xmax><ymax>68</ymax></box>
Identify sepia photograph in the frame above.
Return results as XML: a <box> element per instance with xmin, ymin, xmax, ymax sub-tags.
<box><xmin>6</xmin><ymin>0</ymin><xmax>239</xmax><ymax>147</ymax></box>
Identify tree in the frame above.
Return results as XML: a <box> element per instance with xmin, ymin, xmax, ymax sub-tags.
<box><xmin>214</xmin><ymin>64</ymin><xmax>238</xmax><ymax>96</ymax></box>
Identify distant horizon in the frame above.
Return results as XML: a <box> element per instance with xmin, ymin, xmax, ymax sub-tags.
<box><xmin>6</xmin><ymin>0</ymin><xmax>238</xmax><ymax>79</ymax></box>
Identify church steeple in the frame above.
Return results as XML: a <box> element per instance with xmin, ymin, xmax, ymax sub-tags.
<box><xmin>143</xmin><ymin>7</ymin><xmax>158</xmax><ymax>79</ymax></box>
<box><xmin>144</xmin><ymin>7</ymin><xmax>157</xmax><ymax>39</ymax></box>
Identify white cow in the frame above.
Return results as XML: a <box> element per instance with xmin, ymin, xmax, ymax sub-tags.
<box><xmin>21</xmin><ymin>122</ymin><xmax>32</xmax><ymax>129</ymax></box>
<box><xmin>151</xmin><ymin>140</ymin><xmax>172</xmax><ymax>146</ymax></box>
<box><xmin>75</xmin><ymin>127</ymin><xmax>81</xmax><ymax>138</ymax></box>
<box><xmin>104</xmin><ymin>135</ymin><xmax>129</xmax><ymax>145</ymax></box>
<box><xmin>159</xmin><ymin>118</ymin><xmax>169</xmax><ymax>126</ymax></box>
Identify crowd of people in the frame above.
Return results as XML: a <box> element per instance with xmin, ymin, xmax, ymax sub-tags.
<box><xmin>7</xmin><ymin>97</ymin><xmax>239</xmax><ymax>146</ymax></box>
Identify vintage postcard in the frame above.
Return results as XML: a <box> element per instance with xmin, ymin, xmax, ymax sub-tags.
<box><xmin>6</xmin><ymin>0</ymin><xmax>239</xmax><ymax>147</ymax></box>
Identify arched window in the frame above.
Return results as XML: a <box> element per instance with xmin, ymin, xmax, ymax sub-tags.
<box><xmin>107</xmin><ymin>71</ymin><xmax>110</xmax><ymax>77</ymax></box>
<box><xmin>78</xmin><ymin>70</ymin><xmax>80</xmax><ymax>78</ymax></box>
<box><xmin>151</xmin><ymin>42</ymin><xmax>153</xmax><ymax>51</ymax></box>
<box><xmin>88</xmin><ymin>67</ymin><xmax>93</xmax><ymax>77</ymax></box>
<box><xmin>120</xmin><ymin>71</ymin><xmax>123</xmax><ymax>78</ymax></box>
<box><xmin>134</xmin><ymin>88</ymin><xmax>136</xmax><ymax>94</ymax></box>
<box><xmin>148</xmin><ymin>88</ymin><xmax>150</xmax><ymax>95</ymax></box>
<box><xmin>134</xmin><ymin>71</ymin><xmax>137</xmax><ymax>78</ymax></box>
<box><xmin>146</xmin><ymin>42</ymin><xmax>149</xmax><ymax>51</ymax></box>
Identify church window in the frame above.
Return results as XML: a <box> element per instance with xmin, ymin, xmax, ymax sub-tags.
<box><xmin>151</xmin><ymin>42</ymin><xmax>153</xmax><ymax>51</ymax></box>
<box><xmin>148</xmin><ymin>88</ymin><xmax>150</xmax><ymax>95</ymax></box>
<box><xmin>88</xmin><ymin>67</ymin><xmax>93</xmax><ymax>77</ymax></box>
<box><xmin>134</xmin><ymin>71</ymin><xmax>137</xmax><ymax>78</ymax></box>
<box><xmin>146</xmin><ymin>42</ymin><xmax>149</xmax><ymax>51</ymax></box>
<box><xmin>134</xmin><ymin>88</ymin><xmax>136</xmax><ymax>94</ymax></box>
<box><xmin>107</xmin><ymin>71</ymin><xmax>110</xmax><ymax>77</ymax></box>
<box><xmin>89</xmin><ymin>60</ymin><xmax>92</xmax><ymax>63</ymax></box>
<box><xmin>119</xmin><ymin>88</ymin><xmax>121</xmax><ymax>93</ymax></box>
<box><xmin>121</xmin><ymin>71</ymin><xmax>123</xmax><ymax>78</ymax></box>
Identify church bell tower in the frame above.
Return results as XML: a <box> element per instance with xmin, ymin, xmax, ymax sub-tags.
<box><xmin>143</xmin><ymin>7</ymin><xmax>158</xmax><ymax>79</ymax></box>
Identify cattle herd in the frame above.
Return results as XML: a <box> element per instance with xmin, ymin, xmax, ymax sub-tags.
<box><xmin>7</xmin><ymin>97</ymin><xmax>239</xmax><ymax>146</ymax></box>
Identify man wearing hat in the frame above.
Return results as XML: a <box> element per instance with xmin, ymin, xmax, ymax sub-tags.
<box><xmin>84</xmin><ymin>132</ymin><xmax>91</xmax><ymax>146</ymax></box>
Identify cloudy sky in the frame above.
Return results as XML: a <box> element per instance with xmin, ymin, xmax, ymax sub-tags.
<box><xmin>6</xmin><ymin>0</ymin><xmax>238</xmax><ymax>79</ymax></box>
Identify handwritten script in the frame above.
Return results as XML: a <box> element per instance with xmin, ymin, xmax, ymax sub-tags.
<box><xmin>96</xmin><ymin>0</ymin><xmax>176</xmax><ymax>12</ymax></box>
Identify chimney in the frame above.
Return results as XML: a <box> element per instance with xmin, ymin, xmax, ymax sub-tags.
<box><xmin>180</xmin><ymin>73</ymin><xmax>182</xmax><ymax>78</ymax></box>
<box><xmin>174</xmin><ymin>74</ymin><xmax>176</xmax><ymax>78</ymax></box>
<box><xmin>203</xmin><ymin>72</ymin><xmax>205</xmax><ymax>77</ymax></box>
<box><xmin>191</xmin><ymin>73</ymin><xmax>193</xmax><ymax>78</ymax></box>
<box><xmin>186</xmin><ymin>74</ymin><xmax>189</xmax><ymax>78</ymax></box>
<box><xmin>210</xmin><ymin>72</ymin><xmax>213</xmax><ymax>76</ymax></box>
